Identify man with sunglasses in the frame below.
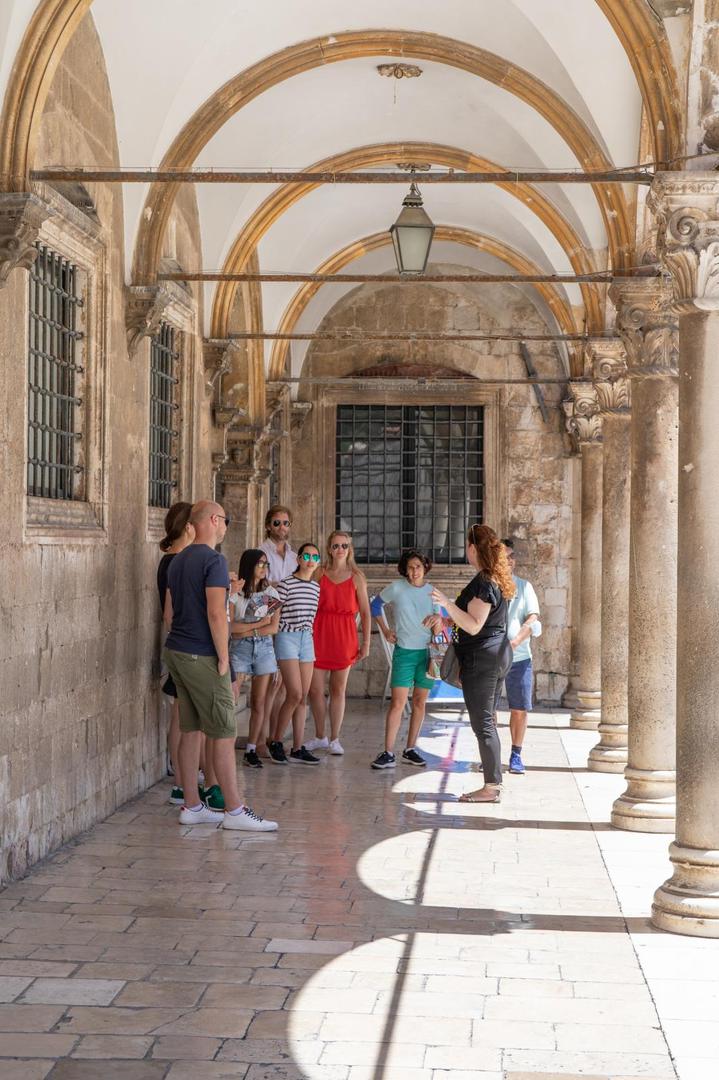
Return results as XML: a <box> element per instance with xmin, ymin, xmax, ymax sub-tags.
<box><xmin>260</xmin><ymin>505</ymin><xmax>298</xmax><ymax>586</ymax></box>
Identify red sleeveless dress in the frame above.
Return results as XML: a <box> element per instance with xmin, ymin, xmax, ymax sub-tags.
<box><xmin>313</xmin><ymin>574</ymin><xmax>360</xmax><ymax>671</ymax></box>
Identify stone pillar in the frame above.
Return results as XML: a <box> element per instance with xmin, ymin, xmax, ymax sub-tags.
<box><xmin>563</xmin><ymin>388</ymin><xmax>603</xmax><ymax>729</ymax></box>
<box><xmin>610</xmin><ymin>279</ymin><xmax>679</xmax><ymax>832</ymax></box>
<box><xmin>648</xmin><ymin>174</ymin><xmax>719</xmax><ymax>936</ymax></box>
<box><xmin>587</xmin><ymin>345</ymin><xmax>631</xmax><ymax>772</ymax></box>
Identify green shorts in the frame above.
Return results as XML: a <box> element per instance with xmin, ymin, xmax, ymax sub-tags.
<box><xmin>162</xmin><ymin>648</ymin><xmax>236</xmax><ymax>740</ymax></box>
<box><xmin>391</xmin><ymin>646</ymin><xmax>435</xmax><ymax>691</ymax></box>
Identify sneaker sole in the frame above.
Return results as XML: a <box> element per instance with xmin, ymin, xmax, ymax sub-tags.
<box><xmin>269</xmin><ymin>758</ymin><xmax>289</xmax><ymax>765</ymax></box>
<box><xmin>290</xmin><ymin>758</ymin><xmax>320</xmax><ymax>765</ymax></box>
<box><xmin>509</xmin><ymin>768</ymin><xmax>525</xmax><ymax>774</ymax></box>
<box><xmin>243</xmin><ymin>761</ymin><xmax>263</xmax><ymax>768</ymax></box>
<box><xmin>371</xmin><ymin>762</ymin><xmax>396</xmax><ymax>770</ymax></box>
<box><xmin>402</xmin><ymin>759</ymin><xmax>427</xmax><ymax>767</ymax></box>
<box><xmin>168</xmin><ymin>797</ymin><xmax>184</xmax><ymax>805</ymax></box>
<box><xmin>222</xmin><ymin>821</ymin><xmax>279</xmax><ymax>832</ymax></box>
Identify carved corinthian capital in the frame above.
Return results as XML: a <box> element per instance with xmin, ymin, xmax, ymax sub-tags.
<box><xmin>563</xmin><ymin>383</ymin><xmax>602</xmax><ymax>450</ymax></box>
<box><xmin>125</xmin><ymin>285</ymin><xmax>174</xmax><ymax>358</ymax></box>
<box><xmin>648</xmin><ymin>174</ymin><xmax>719</xmax><ymax>313</ymax></box>
<box><xmin>0</xmin><ymin>192</ymin><xmax>55</xmax><ymax>286</ymax></box>
<box><xmin>588</xmin><ymin>341</ymin><xmax>630</xmax><ymax>414</ymax></box>
<box><xmin>609</xmin><ymin>277</ymin><xmax>678</xmax><ymax>377</ymax></box>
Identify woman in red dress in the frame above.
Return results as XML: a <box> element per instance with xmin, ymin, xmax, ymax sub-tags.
<box><xmin>307</xmin><ymin>531</ymin><xmax>371</xmax><ymax>755</ymax></box>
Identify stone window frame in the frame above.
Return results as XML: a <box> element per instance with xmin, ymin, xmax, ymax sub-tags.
<box><xmin>145</xmin><ymin>286</ymin><xmax>198</xmax><ymax>541</ymax></box>
<box><xmin>24</xmin><ymin>184</ymin><xmax>108</xmax><ymax>545</ymax></box>
<box><xmin>316</xmin><ymin>383</ymin><xmax>504</xmax><ymax>582</ymax></box>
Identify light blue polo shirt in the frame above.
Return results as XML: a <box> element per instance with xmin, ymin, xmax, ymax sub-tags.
<box><xmin>379</xmin><ymin>579</ymin><xmax>433</xmax><ymax>650</ymax></box>
<box><xmin>507</xmin><ymin>575</ymin><xmax>541</xmax><ymax>663</ymax></box>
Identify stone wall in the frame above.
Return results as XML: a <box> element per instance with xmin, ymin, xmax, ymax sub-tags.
<box><xmin>291</xmin><ymin>272</ymin><xmax>574</xmax><ymax>703</ymax></box>
<box><xmin>0</xmin><ymin>15</ymin><xmax>212</xmax><ymax>883</ymax></box>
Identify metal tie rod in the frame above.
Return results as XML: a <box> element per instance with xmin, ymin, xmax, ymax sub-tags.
<box><xmin>31</xmin><ymin>167</ymin><xmax>655</xmax><ymax>185</ymax></box>
<box><xmin>228</xmin><ymin>330</ymin><xmax>618</xmax><ymax>343</ymax></box>
<box><xmin>158</xmin><ymin>271</ymin><xmax>632</xmax><ymax>285</ymax></box>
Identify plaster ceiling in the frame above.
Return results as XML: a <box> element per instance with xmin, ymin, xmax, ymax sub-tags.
<box><xmin>3</xmin><ymin>0</ymin><xmax>654</xmax><ymax>349</ymax></box>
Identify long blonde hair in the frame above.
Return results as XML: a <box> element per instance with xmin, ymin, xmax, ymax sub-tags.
<box><xmin>323</xmin><ymin>529</ymin><xmax>364</xmax><ymax>577</ymax></box>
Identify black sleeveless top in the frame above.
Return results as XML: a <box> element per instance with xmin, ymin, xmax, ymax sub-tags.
<box><xmin>454</xmin><ymin>573</ymin><xmax>508</xmax><ymax>654</ymax></box>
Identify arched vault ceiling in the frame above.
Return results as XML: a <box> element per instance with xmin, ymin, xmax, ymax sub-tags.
<box><xmin>267</xmin><ymin>229</ymin><xmax>580</xmax><ymax>383</ymax></box>
<box><xmin>131</xmin><ymin>28</ymin><xmax>635</xmax><ymax>283</ymax></box>
<box><xmin>209</xmin><ymin>143</ymin><xmax>604</xmax><ymax>341</ymax></box>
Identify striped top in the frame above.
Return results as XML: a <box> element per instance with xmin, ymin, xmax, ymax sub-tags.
<box><xmin>276</xmin><ymin>575</ymin><xmax>321</xmax><ymax>632</ymax></box>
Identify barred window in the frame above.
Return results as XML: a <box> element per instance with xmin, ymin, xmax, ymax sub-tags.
<box><xmin>148</xmin><ymin>322</ymin><xmax>180</xmax><ymax>508</ymax></box>
<box><xmin>336</xmin><ymin>404</ymin><xmax>484</xmax><ymax>565</ymax></box>
<box><xmin>27</xmin><ymin>244</ymin><xmax>84</xmax><ymax>500</ymax></box>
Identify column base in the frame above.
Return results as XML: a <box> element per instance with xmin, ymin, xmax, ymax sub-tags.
<box><xmin>651</xmin><ymin>842</ymin><xmax>719</xmax><ymax>938</ymax></box>
<box><xmin>587</xmin><ymin>725</ymin><xmax>628</xmax><ymax>773</ymax></box>
<box><xmin>569</xmin><ymin>690</ymin><xmax>601</xmax><ymax>730</ymax></box>
<box><xmin>611</xmin><ymin>768</ymin><xmax>675</xmax><ymax>833</ymax></box>
<box><xmin>562</xmin><ymin>679</ymin><xmax>582</xmax><ymax>711</ymax></box>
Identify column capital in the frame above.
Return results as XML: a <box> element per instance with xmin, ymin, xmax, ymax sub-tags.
<box><xmin>563</xmin><ymin>384</ymin><xmax>603</xmax><ymax>448</ymax></box>
<box><xmin>212</xmin><ymin>404</ymin><xmax>247</xmax><ymax>429</ymax></box>
<box><xmin>648</xmin><ymin>172</ymin><xmax>719</xmax><ymax>313</ymax></box>
<box><xmin>0</xmin><ymin>192</ymin><xmax>55</xmax><ymax>286</ymax></box>
<box><xmin>125</xmin><ymin>284</ymin><xmax>173</xmax><ymax>358</ymax></box>
<box><xmin>203</xmin><ymin>338</ymin><xmax>242</xmax><ymax>393</ymax></box>
<box><xmin>588</xmin><ymin>341</ymin><xmax>631</xmax><ymax>415</ymax></box>
<box><xmin>291</xmin><ymin>401</ymin><xmax>312</xmax><ymax>433</ymax></box>
<box><xmin>609</xmin><ymin>276</ymin><xmax>679</xmax><ymax>377</ymax></box>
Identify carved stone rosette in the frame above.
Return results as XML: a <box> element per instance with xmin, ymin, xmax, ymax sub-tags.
<box><xmin>648</xmin><ymin>174</ymin><xmax>719</xmax><ymax>313</ymax></box>
<box><xmin>609</xmin><ymin>277</ymin><xmax>678</xmax><ymax>378</ymax></box>
<box><xmin>0</xmin><ymin>192</ymin><xmax>55</xmax><ymax>286</ymax></box>
<box><xmin>589</xmin><ymin>341</ymin><xmax>630</xmax><ymax>415</ymax></box>
<box><xmin>125</xmin><ymin>285</ymin><xmax>173</xmax><ymax>358</ymax></box>
<box><xmin>562</xmin><ymin>383</ymin><xmax>602</xmax><ymax>450</ymax></box>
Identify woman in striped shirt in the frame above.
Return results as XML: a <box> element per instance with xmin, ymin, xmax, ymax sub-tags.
<box><xmin>268</xmin><ymin>542</ymin><xmax>322</xmax><ymax>764</ymax></box>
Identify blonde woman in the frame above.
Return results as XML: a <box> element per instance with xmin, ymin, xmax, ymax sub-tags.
<box><xmin>306</xmin><ymin>531</ymin><xmax>371</xmax><ymax>755</ymax></box>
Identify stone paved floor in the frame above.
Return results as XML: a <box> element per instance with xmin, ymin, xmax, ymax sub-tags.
<box><xmin>1</xmin><ymin>702</ymin><xmax>718</xmax><ymax>1080</ymax></box>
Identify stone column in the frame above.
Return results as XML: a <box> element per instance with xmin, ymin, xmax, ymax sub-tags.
<box><xmin>563</xmin><ymin>387</ymin><xmax>603</xmax><ymax>729</ymax></box>
<box><xmin>648</xmin><ymin>174</ymin><xmax>719</xmax><ymax>936</ymax></box>
<box><xmin>610</xmin><ymin>279</ymin><xmax>679</xmax><ymax>832</ymax></box>
<box><xmin>587</xmin><ymin>345</ymin><xmax>631</xmax><ymax>772</ymax></box>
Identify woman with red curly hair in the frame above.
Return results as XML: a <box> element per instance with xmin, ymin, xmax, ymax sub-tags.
<box><xmin>431</xmin><ymin>524</ymin><xmax>516</xmax><ymax>803</ymax></box>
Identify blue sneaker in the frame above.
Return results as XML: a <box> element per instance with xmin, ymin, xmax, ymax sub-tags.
<box><xmin>509</xmin><ymin>750</ymin><xmax>525</xmax><ymax>775</ymax></box>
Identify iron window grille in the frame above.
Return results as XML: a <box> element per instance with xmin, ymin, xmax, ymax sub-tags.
<box><xmin>27</xmin><ymin>243</ymin><xmax>85</xmax><ymax>500</ymax></box>
<box><xmin>148</xmin><ymin>322</ymin><xmax>180</xmax><ymax>509</ymax></box>
<box><xmin>336</xmin><ymin>404</ymin><xmax>484</xmax><ymax>565</ymax></box>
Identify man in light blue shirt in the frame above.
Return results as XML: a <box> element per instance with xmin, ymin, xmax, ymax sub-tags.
<box><xmin>502</xmin><ymin>539</ymin><xmax>541</xmax><ymax>775</ymax></box>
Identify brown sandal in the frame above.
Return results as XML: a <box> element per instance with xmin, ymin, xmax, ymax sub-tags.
<box><xmin>458</xmin><ymin>787</ymin><xmax>502</xmax><ymax>804</ymax></box>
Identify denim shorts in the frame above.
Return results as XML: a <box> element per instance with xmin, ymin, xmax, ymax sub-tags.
<box><xmin>505</xmin><ymin>657</ymin><xmax>533</xmax><ymax>711</ymax></box>
<box><xmin>229</xmin><ymin>635</ymin><xmax>278</xmax><ymax>676</ymax></box>
<box><xmin>274</xmin><ymin>628</ymin><xmax>315</xmax><ymax>663</ymax></box>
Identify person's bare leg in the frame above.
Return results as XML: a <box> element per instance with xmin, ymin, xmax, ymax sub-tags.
<box><xmin>383</xmin><ymin>687</ymin><xmax>410</xmax><ymax>753</ymax></box>
<box><xmin>211</xmin><ymin>736</ymin><xmax>243</xmax><ymax>812</ymax></box>
<box><xmin>407</xmin><ymin>687</ymin><xmax>430</xmax><ymax>749</ymax></box>
<box><xmin>248</xmin><ymin>676</ymin><xmax>271</xmax><ymax>746</ymax></box>
<box><xmin>309</xmin><ymin>669</ymin><xmax>327</xmax><ymax>739</ymax></box>
<box><xmin>293</xmin><ymin>663</ymin><xmax>314</xmax><ymax>749</ymax></box>
<box><xmin>277</xmin><ymin>660</ymin><xmax>303</xmax><ymax>748</ymax></box>
<box><xmin>266</xmin><ymin>673</ymin><xmax>284</xmax><ymax>742</ymax></box>
<box><xmin>168</xmin><ymin>701</ymin><xmax>183</xmax><ymax>791</ymax></box>
<box><xmin>509</xmin><ymin>709</ymin><xmax>528</xmax><ymax>748</ymax></box>
<box><xmin>328</xmin><ymin>667</ymin><xmax>352</xmax><ymax>741</ymax></box>
<box><xmin>179</xmin><ymin>730</ymin><xmax>203</xmax><ymax>807</ymax></box>
<box><xmin>200</xmin><ymin>733</ymin><xmax>218</xmax><ymax>788</ymax></box>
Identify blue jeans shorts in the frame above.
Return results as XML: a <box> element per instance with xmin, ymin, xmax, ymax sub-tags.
<box><xmin>229</xmin><ymin>636</ymin><xmax>278</xmax><ymax>676</ymax></box>
<box><xmin>274</xmin><ymin>628</ymin><xmax>315</xmax><ymax>663</ymax></box>
<box><xmin>505</xmin><ymin>657</ymin><xmax>533</xmax><ymax>711</ymax></box>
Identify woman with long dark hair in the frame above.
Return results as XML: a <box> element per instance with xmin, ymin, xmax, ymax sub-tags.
<box><xmin>230</xmin><ymin>548</ymin><xmax>281</xmax><ymax>769</ymax></box>
<box><xmin>430</xmin><ymin>524</ymin><xmax>516</xmax><ymax>803</ymax></box>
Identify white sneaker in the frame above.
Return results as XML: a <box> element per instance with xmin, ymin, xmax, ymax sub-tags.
<box><xmin>305</xmin><ymin>737</ymin><xmax>329</xmax><ymax>752</ymax></box>
<box><xmin>178</xmin><ymin>804</ymin><xmax>223</xmax><ymax>825</ymax></box>
<box><xmin>222</xmin><ymin>806</ymin><xmax>279</xmax><ymax>832</ymax></box>
<box><xmin>329</xmin><ymin>739</ymin><xmax>344</xmax><ymax>756</ymax></box>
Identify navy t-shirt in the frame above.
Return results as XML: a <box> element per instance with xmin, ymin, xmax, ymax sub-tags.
<box><xmin>165</xmin><ymin>544</ymin><xmax>230</xmax><ymax>656</ymax></box>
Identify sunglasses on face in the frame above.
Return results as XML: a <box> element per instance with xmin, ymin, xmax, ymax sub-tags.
<box><xmin>272</xmin><ymin>519</ymin><xmax>290</xmax><ymax>527</ymax></box>
<box><xmin>331</xmin><ymin>542</ymin><xmax>350</xmax><ymax>550</ymax></box>
<box><xmin>215</xmin><ymin>514</ymin><xmax>231</xmax><ymax>526</ymax></box>
<box><xmin>257</xmin><ymin>560</ymin><xmax>269</xmax><ymax>568</ymax></box>
<box><xmin>301</xmin><ymin>553</ymin><xmax>321</xmax><ymax>562</ymax></box>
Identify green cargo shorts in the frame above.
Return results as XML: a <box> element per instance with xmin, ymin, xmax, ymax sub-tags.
<box><xmin>162</xmin><ymin>648</ymin><xmax>236</xmax><ymax>740</ymax></box>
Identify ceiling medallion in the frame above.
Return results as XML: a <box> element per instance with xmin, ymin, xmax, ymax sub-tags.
<box><xmin>376</xmin><ymin>63</ymin><xmax>423</xmax><ymax>79</ymax></box>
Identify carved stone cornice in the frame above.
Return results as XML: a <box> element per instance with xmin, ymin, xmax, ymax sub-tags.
<box><xmin>588</xmin><ymin>341</ymin><xmax>630</xmax><ymax>415</ymax></box>
<box><xmin>203</xmin><ymin>338</ymin><xmax>241</xmax><ymax>393</ymax></box>
<box><xmin>648</xmin><ymin>174</ymin><xmax>719</xmax><ymax>313</ymax></box>
<box><xmin>212</xmin><ymin>405</ymin><xmax>247</xmax><ymax>429</ymax></box>
<box><xmin>563</xmin><ymin>384</ymin><xmax>603</xmax><ymax>450</ymax></box>
<box><xmin>0</xmin><ymin>192</ymin><xmax>55</xmax><ymax>286</ymax></box>
<box><xmin>125</xmin><ymin>285</ymin><xmax>173</xmax><ymax>358</ymax></box>
<box><xmin>291</xmin><ymin>401</ymin><xmax>312</xmax><ymax>433</ymax></box>
<box><xmin>609</xmin><ymin>277</ymin><xmax>679</xmax><ymax>378</ymax></box>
